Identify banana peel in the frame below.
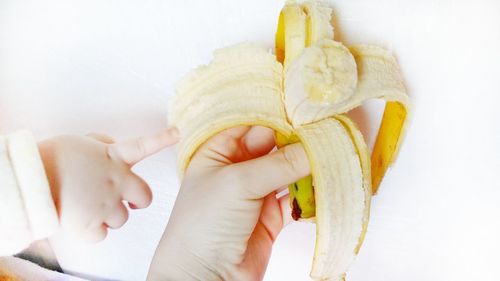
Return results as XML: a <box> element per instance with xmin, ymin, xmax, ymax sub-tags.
<box><xmin>168</xmin><ymin>0</ymin><xmax>409</xmax><ymax>280</ymax></box>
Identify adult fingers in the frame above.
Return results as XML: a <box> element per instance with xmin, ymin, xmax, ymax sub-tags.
<box><xmin>86</xmin><ymin>133</ymin><xmax>115</xmax><ymax>144</ymax></box>
<box><xmin>278</xmin><ymin>194</ymin><xmax>293</xmax><ymax>227</ymax></box>
<box><xmin>258</xmin><ymin>193</ymin><xmax>293</xmax><ymax>242</ymax></box>
<box><xmin>197</xmin><ymin>126</ymin><xmax>251</xmax><ymax>152</ymax></box>
<box><xmin>241</xmin><ymin>126</ymin><xmax>276</xmax><ymax>158</ymax></box>
<box><xmin>120</xmin><ymin>174</ymin><xmax>152</xmax><ymax>209</ymax></box>
<box><xmin>219</xmin><ymin>126</ymin><xmax>251</xmax><ymax>139</ymax></box>
<box><xmin>232</xmin><ymin>143</ymin><xmax>310</xmax><ymax>199</ymax></box>
<box><xmin>259</xmin><ymin>193</ymin><xmax>284</xmax><ymax>242</ymax></box>
<box><xmin>190</xmin><ymin>126</ymin><xmax>251</xmax><ymax>166</ymax></box>
<box><xmin>104</xmin><ymin>202</ymin><xmax>129</xmax><ymax>229</ymax></box>
<box><xmin>109</xmin><ymin>127</ymin><xmax>180</xmax><ymax>165</ymax></box>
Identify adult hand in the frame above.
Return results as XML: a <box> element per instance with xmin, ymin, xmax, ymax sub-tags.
<box><xmin>148</xmin><ymin>126</ymin><xmax>310</xmax><ymax>280</ymax></box>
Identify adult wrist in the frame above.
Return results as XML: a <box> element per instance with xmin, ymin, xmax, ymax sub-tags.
<box><xmin>148</xmin><ymin>237</ymin><xmax>223</xmax><ymax>281</ymax></box>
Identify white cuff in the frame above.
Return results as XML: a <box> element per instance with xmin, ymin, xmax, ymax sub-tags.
<box><xmin>7</xmin><ymin>131</ymin><xmax>59</xmax><ymax>241</ymax></box>
<box><xmin>0</xmin><ymin>136</ymin><xmax>31</xmax><ymax>255</ymax></box>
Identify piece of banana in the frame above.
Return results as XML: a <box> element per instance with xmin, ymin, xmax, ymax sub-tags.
<box><xmin>276</xmin><ymin>0</ymin><xmax>334</xmax><ymax>67</ymax></box>
<box><xmin>168</xmin><ymin>0</ymin><xmax>409</xmax><ymax>280</ymax></box>
<box><xmin>295</xmin><ymin>117</ymin><xmax>367</xmax><ymax>281</ymax></box>
<box><xmin>169</xmin><ymin>43</ymin><xmax>293</xmax><ymax>176</ymax></box>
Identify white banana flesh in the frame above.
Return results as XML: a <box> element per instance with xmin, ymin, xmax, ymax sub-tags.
<box><xmin>296</xmin><ymin>118</ymin><xmax>366</xmax><ymax>281</ymax></box>
<box><xmin>285</xmin><ymin>39</ymin><xmax>358</xmax><ymax>126</ymax></box>
<box><xmin>168</xmin><ymin>44</ymin><xmax>292</xmax><ymax>175</ymax></box>
<box><xmin>168</xmin><ymin>0</ymin><xmax>409</xmax><ymax>280</ymax></box>
<box><xmin>288</xmin><ymin>44</ymin><xmax>409</xmax><ymax>127</ymax></box>
<box><xmin>335</xmin><ymin>115</ymin><xmax>372</xmax><ymax>255</ymax></box>
<box><xmin>281</xmin><ymin>3</ymin><xmax>307</xmax><ymax>66</ymax></box>
<box><xmin>281</xmin><ymin>1</ymin><xmax>334</xmax><ymax>67</ymax></box>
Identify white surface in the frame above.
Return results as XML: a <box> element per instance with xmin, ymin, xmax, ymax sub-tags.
<box><xmin>1</xmin><ymin>0</ymin><xmax>499</xmax><ymax>280</ymax></box>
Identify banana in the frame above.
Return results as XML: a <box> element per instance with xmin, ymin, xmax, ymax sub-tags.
<box><xmin>169</xmin><ymin>43</ymin><xmax>293</xmax><ymax>176</ymax></box>
<box><xmin>280</xmin><ymin>1</ymin><xmax>409</xmax><ymax>220</ymax></box>
<box><xmin>285</xmin><ymin>38</ymin><xmax>358</xmax><ymax>125</ymax></box>
<box><xmin>276</xmin><ymin>0</ymin><xmax>333</xmax><ymax>66</ymax></box>
<box><xmin>289</xmin><ymin>175</ymin><xmax>315</xmax><ymax>220</ymax></box>
<box><xmin>295</xmin><ymin>118</ymin><xmax>366</xmax><ymax>281</ymax></box>
<box><xmin>168</xmin><ymin>0</ymin><xmax>409</xmax><ymax>280</ymax></box>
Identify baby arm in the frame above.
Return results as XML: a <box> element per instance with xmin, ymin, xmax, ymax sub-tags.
<box><xmin>0</xmin><ymin>128</ymin><xmax>179</xmax><ymax>256</ymax></box>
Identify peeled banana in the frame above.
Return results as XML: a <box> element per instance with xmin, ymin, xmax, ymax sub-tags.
<box><xmin>168</xmin><ymin>0</ymin><xmax>409</xmax><ymax>280</ymax></box>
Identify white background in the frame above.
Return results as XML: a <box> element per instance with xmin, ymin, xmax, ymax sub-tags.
<box><xmin>1</xmin><ymin>0</ymin><xmax>500</xmax><ymax>280</ymax></box>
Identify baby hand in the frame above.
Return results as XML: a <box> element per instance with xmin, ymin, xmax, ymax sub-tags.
<box><xmin>38</xmin><ymin>128</ymin><xmax>179</xmax><ymax>242</ymax></box>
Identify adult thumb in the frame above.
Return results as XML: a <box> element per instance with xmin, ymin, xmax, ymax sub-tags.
<box><xmin>232</xmin><ymin>143</ymin><xmax>310</xmax><ymax>199</ymax></box>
